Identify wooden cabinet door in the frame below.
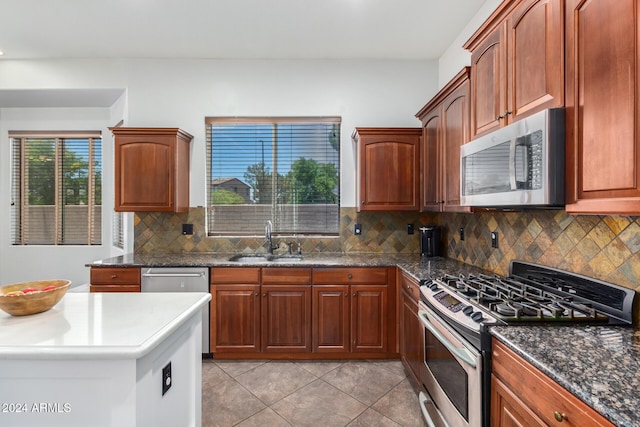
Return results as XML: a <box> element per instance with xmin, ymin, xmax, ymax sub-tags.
<box><xmin>354</xmin><ymin>128</ymin><xmax>421</xmax><ymax>211</ymax></box>
<box><xmin>470</xmin><ymin>27</ymin><xmax>506</xmax><ymax>138</ymax></box>
<box><xmin>211</xmin><ymin>284</ymin><xmax>260</xmax><ymax>353</ymax></box>
<box><xmin>507</xmin><ymin>0</ymin><xmax>564</xmax><ymax>123</ymax></box>
<box><xmin>441</xmin><ymin>77</ymin><xmax>470</xmax><ymax>212</ymax></box>
<box><xmin>400</xmin><ymin>288</ymin><xmax>423</xmax><ymax>387</ymax></box>
<box><xmin>261</xmin><ymin>285</ymin><xmax>312</xmax><ymax>353</ymax></box>
<box><xmin>565</xmin><ymin>0</ymin><xmax>640</xmax><ymax>214</ymax></box>
<box><xmin>350</xmin><ymin>285</ymin><xmax>388</xmax><ymax>353</ymax></box>
<box><xmin>421</xmin><ymin>109</ymin><xmax>442</xmax><ymax>212</ymax></box>
<box><xmin>491</xmin><ymin>375</ymin><xmax>546</xmax><ymax>427</ymax></box>
<box><xmin>312</xmin><ymin>285</ymin><xmax>350</xmax><ymax>353</ymax></box>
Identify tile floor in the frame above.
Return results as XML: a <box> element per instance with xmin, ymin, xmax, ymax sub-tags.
<box><xmin>202</xmin><ymin>359</ymin><xmax>428</xmax><ymax>427</ymax></box>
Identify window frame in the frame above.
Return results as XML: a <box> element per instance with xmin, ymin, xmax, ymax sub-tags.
<box><xmin>205</xmin><ymin>116</ymin><xmax>341</xmax><ymax>238</ymax></box>
<box><xmin>10</xmin><ymin>130</ymin><xmax>103</xmax><ymax>246</ymax></box>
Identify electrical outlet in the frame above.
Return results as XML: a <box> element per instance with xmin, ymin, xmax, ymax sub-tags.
<box><xmin>354</xmin><ymin>223</ymin><xmax>362</xmax><ymax>235</ymax></box>
<box><xmin>407</xmin><ymin>224</ymin><xmax>414</xmax><ymax>235</ymax></box>
<box><xmin>182</xmin><ymin>224</ymin><xmax>194</xmax><ymax>235</ymax></box>
<box><xmin>162</xmin><ymin>362</ymin><xmax>172</xmax><ymax>396</ymax></box>
<box><xmin>459</xmin><ymin>227</ymin><xmax>465</xmax><ymax>241</ymax></box>
<box><xmin>491</xmin><ymin>231</ymin><xmax>499</xmax><ymax>248</ymax></box>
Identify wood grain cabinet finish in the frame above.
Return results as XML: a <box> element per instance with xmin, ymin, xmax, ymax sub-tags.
<box><xmin>464</xmin><ymin>0</ymin><xmax>564</xmax><ymax>139</ymax></box>
<box><xmin>210</xmin><ymin>268</ymin><xmax>261</xmax><ymax>353</ymax></box>
<box><xmin>90</xmin><ymin>267</ymin><xmax>141</xmax><ymax>292</ymax></box>
<box><xmin>312</xmin><ymin>267</ymin><xmax>392</xmax><ymax>354</ymax></box>
<box><xmin>352</xmin><ymin>128</ymin><xmax>422</xmax><ymax>212</ymax></box>
<box><xmin>416</xmin><ymin>68</ymin><xmax>472</xmax><ymax>212</ymax></box>
<box><xmin>564</xmin><ymin>0</ymin><xmax>640</xmax><ymax>214</ymax></box>
<box><xmin>492</xmin><ymin>339</ymin><xmax>615</xmax><ymax>427</ymax></box>
<box><xmin>111</xmin><ymin>127</ymin><xmax>193</xmax><ymax>212</ymax></box>
<box><xmin>399</xmin><ymin>271</ymin><xmax>423</xmax><ymax>388</ymax></box>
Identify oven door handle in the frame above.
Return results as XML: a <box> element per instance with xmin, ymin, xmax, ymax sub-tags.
<box><xmin>418</xmin><ymin>310</ymin><xmax>477</xmax><ymax>368</ymax></box>
<box><xmin>419</xmin><ymin>391</ymin><xmax>450</xmax><ymax>427</ymax></box>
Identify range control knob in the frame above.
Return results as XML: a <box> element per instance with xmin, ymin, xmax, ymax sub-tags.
<box><xmin>470</xmin><ymin>311</ymin><xmax>484</xmax><ymax>322</ymax></box>
<box><xmin>429</xmin><ymin>283</ymin><xmax>439</xmax><ymax>291</ymax></box>
<box><xmin>462</xmin><ymin>306</ymin><xmax>474</xmax><ymax>316</ymax></box>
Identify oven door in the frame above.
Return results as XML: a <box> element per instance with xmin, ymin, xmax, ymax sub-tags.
<box><xmin>418</xmin><ymin>303</ymin><xmax>482</xmax><ymax>427</ymax></box>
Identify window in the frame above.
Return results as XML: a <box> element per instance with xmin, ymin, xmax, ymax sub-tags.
<box><xmin>205</xmin><ymin>117</ymin><xmax>340</xmax><ymax>236</ymax></box>
<box><xmin>10</xmin><ymin>131</ymin><xmax>102</xmax><ymax>245</ymax></box>
<box><xmin>112</xmin><ymin>212</ymin><xmax>124</xmax><ymax>249</ymax></box>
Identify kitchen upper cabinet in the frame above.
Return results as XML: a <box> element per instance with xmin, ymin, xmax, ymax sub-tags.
<box><xmin>111</xmin><ymin>127</ymin><xmax>193</xmax><ymax>212</ymax></box>
<box><xmin>210</xmin><ymin>268</ymin><xmax>261</xmax><ymax>354</ymax></box>
<box><xmin>492</xmin><ymin>339</ymin><xmax>615</xmax><ymax>427</ymax></box>
<box><xmin>464</xmin><ymin>0</ymin><xmax>564</xmax><ymax>139</ymax></box>
<box><xmin>564</xmin><ymin>0</ymin><xmax>640</xmax><ymax>214</ymax></box>
<box><xmin>352</xmin><ymin>128</ymin><xmax>422</xmax><ymax>212</ymax></box>
<box><xmin>90</xmin><ymin>267</ymin><xmax>141</xmax><ymax>292</ymax></box>
<box><xmin>416</xmin><ymin>67</ymin><xmax>472</xmax><ymax>212</ymax></box>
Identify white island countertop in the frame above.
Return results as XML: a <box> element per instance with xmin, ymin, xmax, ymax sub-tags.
<box><xmin>0</xmin><ymin>292</ymin><xmax>211</xmax><ymax>360</ymax></box>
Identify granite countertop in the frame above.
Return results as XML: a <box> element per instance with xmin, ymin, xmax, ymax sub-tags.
<box><xmin>0</xmin><ymin>293</ymin><xmax>211</xmax><ymax>360</ymax></box>
<box><xmin>491</xmin><ymin>325</ymin><xmax>640</xmax><ymax>427</ymax></box>
<box><xmin>87</xmin><ymin>252</ymin><xmax>489</xmax><ymax>282</ymax></box>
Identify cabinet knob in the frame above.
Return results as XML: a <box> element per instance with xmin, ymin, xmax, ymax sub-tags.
<box><xmin>496</xmin><ymin>114</ymin><xmax>504</xmax><ymax>120</ymax></box>
<box><xmin>255</xmin><ymin>292</ymin><xmax>259</xmax><ymax>296</ymax></box>
<box><xmin>504</xmin><ymin>110</ymin><xmax>512</xmax><ymax>116</ymax></box>
<box><xmin>111</xmin><ymin>275</ymin><xmax>117</xmax><ymax>279</ymax></box>
<box><xmin>262</xmin><ymin>293</ymin><xmax>266</xmax><ymax>297</ymax></box>
<box><xmin>344</xmin><ymin>293</ymin><xmax>348</xmax><ymax>297</ymax></box>
<box><xmin>347</xmin><ymin>274</ymin><xmax>353</xmax><ymax>280</ymax></box>
<box><xmin>353</xmin><ymin>293</ymin><xmax>356</xmax><ymax>297</ymax></box>
<box><xmin>553</xmin><ymin>412</ymin><xmax>568</xmax><ymax>422</ymax></box>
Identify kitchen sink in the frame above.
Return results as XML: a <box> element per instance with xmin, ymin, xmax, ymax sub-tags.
<box><xmin>227</xmin><ymin>254</ymin><xmax>303</xmax><ymax>263</ymax></box>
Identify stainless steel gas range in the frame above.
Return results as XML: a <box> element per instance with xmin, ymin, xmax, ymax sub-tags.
<box><xmin>417</xmin><ymin>261</ymin><xmax>636</xmax><ymax>427</ymax></box>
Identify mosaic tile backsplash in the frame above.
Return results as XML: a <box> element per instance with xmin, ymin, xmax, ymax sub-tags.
<box><xmin>135</xmin><ymin>207</ymin><xmax>640</xmax><ymax>292</ymax></box>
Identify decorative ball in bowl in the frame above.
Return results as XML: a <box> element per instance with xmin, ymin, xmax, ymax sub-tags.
<box><xmin>0</xmin><ymin>280</ymin><xmax>71</xmax><ymax>316</ymax></box>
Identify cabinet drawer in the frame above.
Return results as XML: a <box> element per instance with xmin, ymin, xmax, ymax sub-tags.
<box><xmin>492</xmin><ymin>340</ymin><xmax>614</xmax><ymax>427</ymax></box>
<box><xmin>400</xmin><ymin>271</ymin><xmax>420</xmax><ymax>302</ymax></box>
<box><xmin>90</xmin><ymin>284</ymin><xmax>141</xmax><ymax>293</ymax></box>
<box><xmin>313</xmin><ymin>268</ymin><xmax>388</xmax><ymax>284</ymax></box>
<box><xmin>211</xmin><ymin>267</ymin><xmax>260</xmax><ymax>284</ymax></box>
<box><xmin>262</xmin><ymin>268</ymin><xmax>311</xmax><ymax>284</ymax></box>
<box><xmin>90</xmin><ymin>267</ymin><xmax>140</xmax><ymax>285</ymax></box>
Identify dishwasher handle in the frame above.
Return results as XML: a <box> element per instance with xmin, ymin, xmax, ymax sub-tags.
<box><xmin>142</xmin><ymin>272</ymin><xmax>205</xmax><ymax>278</ymax></box>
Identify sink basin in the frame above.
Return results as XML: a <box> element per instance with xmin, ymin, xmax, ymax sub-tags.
<box><xmin>227</xmin><ymin>254</ymin><xmax>304</xmax><ymax>263</ymax></box>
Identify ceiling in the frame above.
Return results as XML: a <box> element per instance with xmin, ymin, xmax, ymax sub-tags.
<box><xmin>0</xmin><ymin>0</ymin><xmax>486</xmax><ymax>60</ymax></box>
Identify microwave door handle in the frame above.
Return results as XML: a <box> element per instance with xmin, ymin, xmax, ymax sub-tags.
<box><xmin>418</xmin><ymin>310</ymin><xmax>477</xmax><ymax>368</ymax></box>
<box><xmin>509</xmin><ymin>138</ymin><xmax>517</xmax><ymax>190</ymax></box>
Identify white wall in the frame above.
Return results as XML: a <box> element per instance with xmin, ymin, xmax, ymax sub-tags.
<box><xmin>437</xmin><ymin>0</ymin><xmax>504</xmax><ymax>88</ymax></box>
<box><xmin>0</xmin><ymin>58</ymin><xmax>439</xmax><ymax>283</ymax></box>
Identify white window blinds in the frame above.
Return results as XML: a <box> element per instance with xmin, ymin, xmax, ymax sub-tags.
<box><xmin>10</xmin><ymin>131</ymin><xmax>102</xmax><ymax>245</ymax></box>
<box><xmin>205</xmin><ymin>117</ymin><xmax>340</xmax><ymax>236</ymax></box>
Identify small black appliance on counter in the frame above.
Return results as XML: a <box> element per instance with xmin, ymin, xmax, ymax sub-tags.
<box><xmin>420</xmin><ymin>225</ymin><xmax>440</xmax><ymax>257</ymax></box>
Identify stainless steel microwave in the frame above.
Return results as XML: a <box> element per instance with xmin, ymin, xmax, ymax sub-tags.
<box><xmin>460</xmin><ymin>108</ymin><xmax>565</xmax><ymax>208</ymax></box>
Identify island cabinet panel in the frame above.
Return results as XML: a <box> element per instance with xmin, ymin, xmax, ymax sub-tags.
<box><xmin>565</xmin><ymin>0</ymin><xmax>640</xmax><ymax>214</ymax></box>
<box><xmin>90</xmin><ymin>267</ymin><xmax>141</xmax><ymax>292</ymax></box>
<box><xmin>465</xmin><ymin>0</ymin><xmax>564</xmax><ymax>139</ymax></box>
<box><xmin>399</xmin><ymin>271</ymin><xmax>423</xmax><ymax>388</ymax></box>
<box><xmin>352</xmin><ymin>128</ymin><xmax>422</xmax><ymax>212</ymax></box>
<box><xmin>111</xmin><ymin>127</ymin><xmax>193</xmax><ymax>213</ymax></box>
<box><xmin>492</xmin><ymin>339</ymin><xmax>615</xmax><ymax>427</ymax></box>
<box><xmin>416</xmin><ymin>67</ymin><xmax>471</xmax><ymax>213</ymax></box>
<box><xmin>210</xmin><ymin>284</ymin><xmax>261</xmax><ymax>353</ymax></box>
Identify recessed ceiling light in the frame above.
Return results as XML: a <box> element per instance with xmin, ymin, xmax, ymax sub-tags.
<box><xmin>0</xmin><ymin>51</ymin><xmax>4</xmax><ymax>56</ymax></box>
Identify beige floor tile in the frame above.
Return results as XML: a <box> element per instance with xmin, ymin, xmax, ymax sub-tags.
<box><xmin>214</xmin><ymin>359</ymin><xmax>268</xmax><ymax>378</ymax></box>
<box><xmin>235</xmin><ymin>361</ymin><xmax>317</xmax><ymax>405</ymax></box>
<box><xmin>202</xmin><ymin>361</ymin><xmax>232</xmax><ymax>391</ymax></box>
<box><xmin>293</xmin><ymin>360</ymin><xmax>345</xmax><ymax>377</ymax></box>
<box><xmin>372</xmin><ymin>379</ymin><xmax>427</xmax><ymax>427</ymax></box>
<box><xmin>235</xmin><ymin>408</ymin><xmax>292</xmax><ymax>427</ymax></box>
<box><xmin>347</xmin><ymin>408</ymin><xmax>401</xmax><ymax>426</ymax></box>
<box><xmin>271</xmin><ymin>379</ymin><xmax>367</xmax><ymax>427</ymax></box>
<box><xmin>202</xmin><ymin>378</ymin><xmax>266</xmax><ymax>427</ymax></box>
<box><xmin>321</xmin><ymin>360</ymin><xmax>406</xmax><ymax>405</ymax></box>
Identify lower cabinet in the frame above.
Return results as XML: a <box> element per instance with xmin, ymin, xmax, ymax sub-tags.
<box><xmin>211</xmin><ymin>266</ymin><xmax>396</xmax><ymax>358</ymax></box>
<box><xmin>492</xmin><ymin>339</ymin><xmax>615</xmax><ymax>427</ymax></box>
<box><xmin>399</xmin><ymin>271</ymin><xmax>423</xmax><ymax>387</ymax></box>
<box><xmin>89</xmin><ymin>267</ymin><xmax>141</xmax><ymax>292</ymax></box>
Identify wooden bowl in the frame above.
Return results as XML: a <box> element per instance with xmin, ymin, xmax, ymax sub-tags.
<box><xmin>0</xmin><ymin>280</ymin><xmax>71</xmax><ymax>316</ymax></box>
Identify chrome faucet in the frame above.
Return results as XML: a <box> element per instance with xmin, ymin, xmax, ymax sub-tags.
<box><xmin>265</xmin><ymin>220</ymin><xmax>278</xmax><ymax>254</ymax></box>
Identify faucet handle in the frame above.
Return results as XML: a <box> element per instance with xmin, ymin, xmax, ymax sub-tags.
<box><xmin>296</xmin><ymin>242</ymin><xmax>302</xmax><ymax>255</ymax></box>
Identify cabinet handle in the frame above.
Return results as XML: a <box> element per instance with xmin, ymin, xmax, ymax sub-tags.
<box><xmin>111</xmin><ymin>275</ymin><xmax>117</xmax><ymax>279</ymax></box>
<box><xmin>504</xmin><ymin>110</ymin><xmax>512</xmax><ymax>116</ymax></box>
<box><xmin>553</xmin><ymin>412</ymin><xmax>568</xmax><ymax>422</ymax></box>
<box><xmin>496</xmin><ymin>114</ymin><xmax>504</xmax><ymax>120</ymax></box>
<box><xmin>347</xmin><ymin>274</ymin><xmax>353</xmax><ymax>280</ymax></box>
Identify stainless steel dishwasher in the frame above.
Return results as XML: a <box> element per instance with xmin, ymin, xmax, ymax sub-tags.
<box><xmin>141</xmin><ymin>267</ymin><xmax>209</xmax><ymax>354</ymax></box>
